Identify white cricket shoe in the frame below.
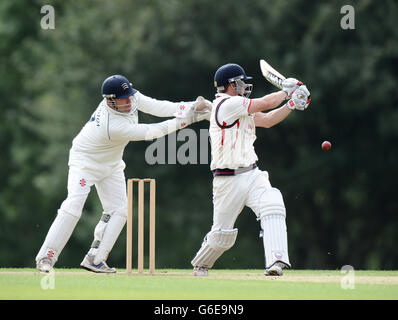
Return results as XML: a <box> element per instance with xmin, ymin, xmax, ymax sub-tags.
<box><xmin>193</xmin><ymin>266</ymin><xmax>208</xmax><ymax>277</ymax></box>
<box><xmin>264</xmin><ymin>262</ymin><xmax>289</xmax><ymax>276</ymax></box>
<box><xmin>36</xmin><ymin>257</ymin><xmax>54</xmax><ymax>273</ymax></box>
<box><xmin>80</xmin><ymin>254</ymin><xmax>116</xmax><ymax>274</ymax></box>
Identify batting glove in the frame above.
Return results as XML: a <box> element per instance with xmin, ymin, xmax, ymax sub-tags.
<box><xmin>282</xmin><ymin>78</ymin><xmax>303</xmax><ymax>99</ymax></box>
<box><xmin>286</xmin><ymin>85</ymin><xmax>311</xmax><ymax>111</ymax></box>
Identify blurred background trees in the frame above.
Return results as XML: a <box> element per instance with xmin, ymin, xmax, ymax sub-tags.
<box><xmin>1</xmin><ymin>0</ymin><xmax>397</xmax><ymax>270</ymax></box>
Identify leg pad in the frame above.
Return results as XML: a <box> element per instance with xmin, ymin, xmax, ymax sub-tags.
<box><xmin>191</xmin><ymin>228</ymin><xmax>238</xmax><ymax>268</ymax></box>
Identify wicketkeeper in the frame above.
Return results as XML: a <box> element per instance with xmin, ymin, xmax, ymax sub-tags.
<box><xmin>36</xmin><ymin>74</ymin><xmax>211</xmax><ymax>273</ymax></box>
<box><xmin>191</xmin><ymin>63</ymin><xmax>310</xmax><ymax>276</ymax></box>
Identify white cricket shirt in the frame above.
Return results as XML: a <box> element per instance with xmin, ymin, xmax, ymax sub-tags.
<box><xmin>209</xmin><ymin>93</ymin><xmax>258</xmax><ymax>170</ymax></box>
<box><xmin>69</xmin><ymin>92</ymin><xmax>183</xmax><ymax>169</ymax></box>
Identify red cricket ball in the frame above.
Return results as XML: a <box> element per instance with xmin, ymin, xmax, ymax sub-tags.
<box><xmin>322</xmin><ymin>141</ymin><xmax>332</xmax><ymax>151</ymax></box>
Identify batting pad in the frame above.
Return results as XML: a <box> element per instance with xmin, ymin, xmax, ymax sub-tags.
<box><xmin>191</xmin><ymin>228</ymin><xmax>238</xmax><ymax>268</ymax></box>
<box><xmin>258</xmin><ymin>188</ymin><xmax>286</xmax><ymax>218</ymax></box>
<box><xmin>261</xmin><ymin>214</ymin><xmax>291</xmax><ymax>268</ymax></box>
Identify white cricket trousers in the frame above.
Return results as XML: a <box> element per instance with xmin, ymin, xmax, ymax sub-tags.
<box><xmin>36</xmin><ymin>165</ymin><xmax>127</xmax><ymax>264</ymax></box>
<box><xmin>211</xmin><ymin>167</ymin><xmax>291</xmax><ymax>268</ymax></box>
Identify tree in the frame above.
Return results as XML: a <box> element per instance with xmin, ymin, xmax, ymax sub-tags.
<box><xmin>1</xmin><ymin>0</ymin><xmax>397</xmax><ymax>270</ymax></box>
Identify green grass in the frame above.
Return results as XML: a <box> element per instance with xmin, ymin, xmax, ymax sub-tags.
<box><xmin>1</xmin><ymin>268</ymin><xmax>397</xmax><ymax>300</ymax></box>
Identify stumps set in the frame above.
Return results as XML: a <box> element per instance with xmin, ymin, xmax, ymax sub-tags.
<box><xmin>126</xmin><ymin>178</ymin><xmax>156</xmax><ymax>275</ymax></box>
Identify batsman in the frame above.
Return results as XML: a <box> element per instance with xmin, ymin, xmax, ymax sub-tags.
<box><xmin>191</xmin><ymin>63</ymin><xmax>310</xmax><ymax>276</ymax></box>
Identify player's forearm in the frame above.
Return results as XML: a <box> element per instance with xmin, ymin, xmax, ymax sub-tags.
<box><xmin>137</xmin><ymin>93</ymin><xmax>179</xmax><ymax>117</ymax></box>
<box><xmin>141</xmin><ymin>100</ymin><xmax>178</xmax><ymax>117</ymax></box>
<box><xmin>128</xmin><ymin>119</ymin><xmax>183</xmax><ymax>141</ymax></box>
<box><xmin>254</xmin><ymin>104</ymin><xmax>292</xmax><ymax>128</ymax></box>
<box><xmin>249</xmin><ymin>91</ymin><xmax>287</xmax><ymax>114</ymax></box>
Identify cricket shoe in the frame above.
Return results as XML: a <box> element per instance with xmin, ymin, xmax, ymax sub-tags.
<box><xmin>264</xmin><ymin>262</ymin><xmax>289</xmax><ymax>276</ymax></box>
<box><xmin>193</xmin><ymin>266</ymin><xmax>208</xmax><ymax>277</ymax></box>
<box><xmin>36</xmin><ymin>257</ymin><xmax>54</xmax><ymax>273</ymax></box>
<box><xmin>80</xmin><ymin>254</ymin><xmax>116</xmax><ymax>274</ymax></box>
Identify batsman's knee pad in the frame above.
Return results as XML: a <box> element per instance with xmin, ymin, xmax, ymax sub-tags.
<box><xmin>259</xmin><ymin>188</ymin><xmax>286</xmax><ymax>219</ymax></box>
<box><xmin>191</xmin><ymin>228</ymin><xmax>238</xmax><ymax>268</ymax></box>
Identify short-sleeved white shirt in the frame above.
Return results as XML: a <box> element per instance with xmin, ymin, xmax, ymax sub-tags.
<box><xmin>209</xmin><ymin>93</ymin><xmax>258</xmax><ymax>170</ymax></box>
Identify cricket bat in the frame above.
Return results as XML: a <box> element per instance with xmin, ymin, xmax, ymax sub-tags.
<box><xmin>259</xmin><ymin>59</ymin><xmax>286</xmax><ymax>89</ymax></box>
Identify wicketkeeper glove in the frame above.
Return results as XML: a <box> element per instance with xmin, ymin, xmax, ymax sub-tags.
<box><xmin>193</xmin><ymin>96</ymin><xmax>212</xmax><ymax>112</ymax></box>
<box><xmin>192</xmin><ymin>96</ymin><xmax>212</xmax><ymax>121</ymax></box>
<box><xmin>174</xmin><ymin>102</ymin><xmax>211</xmax><ymax>128</ymax></box>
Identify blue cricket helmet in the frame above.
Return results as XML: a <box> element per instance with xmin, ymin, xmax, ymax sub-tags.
<box><xmin>214</xmin><ymin>63</ymin><xmax>253</xmax><ymax>88</ymax></box>
<box><xmin>101</xmin><ymin>75</ymin><xmax>137</xmax><ymax>99</ymax></box>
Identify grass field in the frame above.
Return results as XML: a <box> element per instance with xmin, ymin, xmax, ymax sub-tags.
<box><xmin>1</xmin><ymin>268</ymin><xmax>397</xmax><ymax>300</ymax></box>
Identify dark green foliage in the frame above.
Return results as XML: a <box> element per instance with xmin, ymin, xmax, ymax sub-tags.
<box><xmin>0</xmin><ymin>0</ymin><xmax>397</xmax><ymax>269</ymax></box>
